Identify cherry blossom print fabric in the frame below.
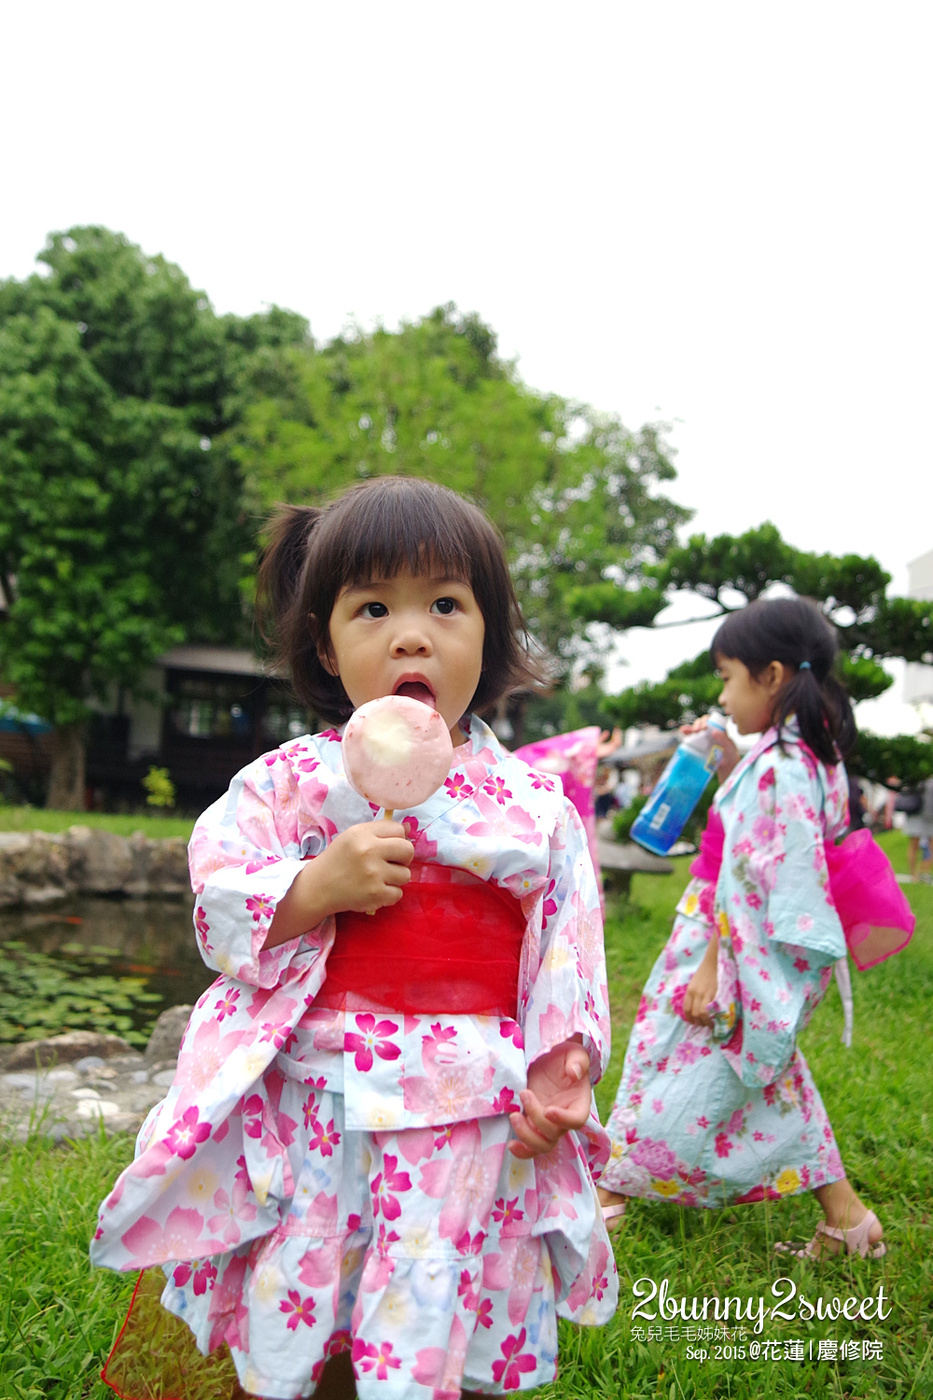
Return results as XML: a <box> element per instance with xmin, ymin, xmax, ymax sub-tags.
<box><xmin>513</xmin><ymin>727</ymin><xmax>602</xmax><ymax>906</ymax></box>
<box><xmin>602</xmin><ymin>722</ymin><xmax>849</xmax><ymax>1207</ymax></box>
<box><xmin>91</xmin><ymin>715</ymin><xmax>617</xmax><ymax>1398</ymax></box>
<box><xmin>158</xmin><ymin>1092</ymin><xmax>606</xmax><ymax>1399</ymax></box>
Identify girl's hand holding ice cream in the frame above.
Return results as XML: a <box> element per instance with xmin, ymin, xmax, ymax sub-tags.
<box><xmin>264</xmin><ymin>820</ymin><xmax>414</xmax><ymax>946</ymax></box>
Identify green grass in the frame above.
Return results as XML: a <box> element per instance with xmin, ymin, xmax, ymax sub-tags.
<box><xmin>1</xmin><ymin>832</ymin><xmax>929</xmax><ymax>1398</ymax></box>
<box><xmin>0</xmin><ymin>805</ymin><xmax>195</xmax><ymax>840</ymax></box>
<box><xmin>0</xmin><ymin>1131</ymin><xmax>139</xmax><ymax>1400</ymax></box>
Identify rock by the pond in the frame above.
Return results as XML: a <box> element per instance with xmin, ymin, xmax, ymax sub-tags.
<box><xmin>65</xmin><ymin>825</ymin><xmax>135</xmax><ymax>893</ymax></box>
<box><xmin>0</xmin><ymin>825</ymin><xmax>191</xmax><ymax>907</ymax></box>
<box><xmin>0</xmin><ymin>1005</ymin><xmax>193</xmax><ymax>1143</ymax></box>
<box><xmin>2</xmin><ymin>1028</ymin><xmax>134</xmax><ymax>1071</ymax></box>
<box><xmin>144</xmin><ymin>1003</ymin><xmax>193</xmax><ymax>1063</ymax></box>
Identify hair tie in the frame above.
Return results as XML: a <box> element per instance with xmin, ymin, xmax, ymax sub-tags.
<box><xmin>799</xmin><ymin>661</ymin><xmax>812</xmax><ymax>671</ymax></box>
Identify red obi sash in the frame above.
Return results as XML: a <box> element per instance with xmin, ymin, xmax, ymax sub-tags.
<box><xmin>315</xmin><ymin>861</ymin><xmax>526</xmax><ymax>1017</ymax></box>
<box><xmin>690</xmin><ymin>809</ymin><xmax>915</xmax><ymax>970</ymax></box>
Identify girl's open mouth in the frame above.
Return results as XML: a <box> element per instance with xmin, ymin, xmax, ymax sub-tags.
<box><xmin>393</xmin><ymin>680</ymin><xmax>436</xmax><ymax>706</ymax></box>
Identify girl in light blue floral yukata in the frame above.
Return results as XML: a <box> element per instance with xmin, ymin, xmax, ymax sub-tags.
<box><xmin>92</xmin><ymin>477</ymin><xmax>617</xmax><ymax>1400</ymax></box>
<box><xmin>599</xmin><ymin>596</ymin><xmax>889</xmax><ymax>1261</ymax></box>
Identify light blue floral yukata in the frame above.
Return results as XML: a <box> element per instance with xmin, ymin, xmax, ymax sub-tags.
<box><xmin>603</xmin><ymin>720</ymin><xmax>849</xmax><ymax>1206</ymax></box>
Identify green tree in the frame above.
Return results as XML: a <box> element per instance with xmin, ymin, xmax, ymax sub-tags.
<box><xmin>224</xmin><ymin>303</ymin><xmax>690</xmax><ymax>735</ymax></box>
<box><xmin>572</xmin><ymin>522</ymin><xmax>933</xmax><ymax>784</ymax></box>
<box><xmin>0</xmin><ymin>228</ymin><xmax>291</xmax><ymax>807</ymax></box>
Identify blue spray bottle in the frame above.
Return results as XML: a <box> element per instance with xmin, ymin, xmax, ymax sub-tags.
<box><xmin>630</xmin><ymin>714</ymin><xmax>728</xmax><ymax>856</ymax></box>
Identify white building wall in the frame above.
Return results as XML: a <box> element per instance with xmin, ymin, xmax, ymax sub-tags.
<box><xmin>84</xmin><ymin>671</ymin><xmax>166</xmax><ymax>760</ymax></box>
<box><xmin>128</xmin><ymin>667</ymin><xmax>166</xmax><ymax>760</ymax></box>
<box><xmin>904</xmin><ymin>548</ymin><xmax>933</xmax><ymax>706</ymax></box>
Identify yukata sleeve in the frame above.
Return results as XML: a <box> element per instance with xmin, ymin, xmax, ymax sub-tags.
<box><xmin>519</xmin><ymin>798</ymin><xmax>611</xmax><ymax>1084</ymax></box>
<box><xmin>717</xmin><ymin>748</ymin><xmax>846</xmax><ymax>1088</ymax></box>
<box><xmin>187</xmin><ymin>746</ymin><xmax>335</xmax><ymax>989</ymax></box>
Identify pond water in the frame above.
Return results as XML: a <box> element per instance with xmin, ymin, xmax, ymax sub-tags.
<box><xmin>0</xmin><ymin>897</ymin><xmax>216</xmax><ymax>1045</ymax></box>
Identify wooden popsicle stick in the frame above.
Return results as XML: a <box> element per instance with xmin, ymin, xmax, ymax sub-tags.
<box><xmin>369</xmin><ymin>807</ymin><xmax>394</xmax><ymax>915</ymax></box>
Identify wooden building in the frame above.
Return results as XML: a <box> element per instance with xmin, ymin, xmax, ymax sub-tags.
<box><xmin>0</xmin><ymin>646</ymin><xmax>310</xmax><ymax>811</ymax></box>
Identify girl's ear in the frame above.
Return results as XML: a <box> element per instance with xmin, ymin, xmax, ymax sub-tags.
<box><xmin>311</xmin><ymin>615</ymin><xmax>338</xmax><ymax>676</ymax></box>
<box><xmin>763</xmin><ymin>660</ymin><xmax>792</xmax><ymax>696</ymax></box>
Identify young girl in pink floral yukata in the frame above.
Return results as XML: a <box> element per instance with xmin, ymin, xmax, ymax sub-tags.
<box><xmin>598</xmin><ymin>596</ymin><xmax>910</xmax><ymax>1259</ymax></box>
<box><xmin>91</xmin><ymin>476</ymin><xmax>617</xmax><ymax>1400</ymax></box>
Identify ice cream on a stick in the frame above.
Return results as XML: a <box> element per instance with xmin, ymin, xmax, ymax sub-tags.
<box><xmin>342</xmin><ymin>695</ymin><xmax>453</xmax><ymax>820</ymax></box>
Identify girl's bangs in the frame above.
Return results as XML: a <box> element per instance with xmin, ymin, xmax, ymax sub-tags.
<box><xmin>330</xmin><ymin>492</ymin><xmax>477</xmax><ymax>589</ymax></box>
<box><xmin>710</xmin><ymin>615</ymin><xmax>739</xmax><ymax>667</ymax></box>
<box><xmin>710</xmin><ymin>612</ymin><xmax>763</xmax><ymax>670</ymax></box>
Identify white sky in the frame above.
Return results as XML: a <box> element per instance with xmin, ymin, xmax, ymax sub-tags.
<box><xmin>2</xmin><ymin>2</ymin><xmax>930</xmax><ymax>733</ymax></box>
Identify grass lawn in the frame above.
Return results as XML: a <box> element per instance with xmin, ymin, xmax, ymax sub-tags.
<box><xmin>0</xmin><ymin>806</ymin><xmax>195</xmax><ymax>840</ymax></box>
<box><xmin>1</xmin><ymin>831</ymin><xmax>929</xmax><ymax>1398</ymax></box>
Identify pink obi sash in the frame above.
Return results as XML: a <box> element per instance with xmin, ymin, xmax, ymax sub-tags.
<box><xmin>690</xmin><ymin>810</ymin><xmax>915</xmax><ymax>970</ymax></box>
<box><xmin>315</xmin><ymin>861</ymin><xmax>526</xmax><ymax>1017</ymax></box>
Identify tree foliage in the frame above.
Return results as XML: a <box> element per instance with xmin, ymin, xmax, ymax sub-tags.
<box><xmin>223</xmin><ymin>302</ymin><xmax>690</xmax><ymax>686</ymax></box>
<box><xmin>852</xmin><ymin>732</ymin><xmax>933</xmax><ymax>789</ymax></box>
<box><xmin>575</xmin><ymin>521</ymin><xmax>933</xmax><ymax>784</ymax></box>
<box><xmin>1</xmin><ymin>239</ymin><xmax>692</xmax><ymax>790</ymax></box>
<box><xmin>606</xmin><ymin>652</ymin><xmax>723</xmax><ymax>731</ymax></box>
<box><xmin>0</xmin><ymin>228</ymin><xmax>294</xmax><ymax>805</ymax></box>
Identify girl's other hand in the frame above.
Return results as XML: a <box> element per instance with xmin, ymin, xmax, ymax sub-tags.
<box><xmin>682</xmin><ymin>957</ymin><xmax>718</xmax><ymax>1027</ymax></box>
<box><xmin>508</xmin><ymin>1039</ymin><xmax>591</xmax><ymax>1159</ymax></box>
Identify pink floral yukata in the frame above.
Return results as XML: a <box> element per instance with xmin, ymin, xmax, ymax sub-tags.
<box><xmin>513</xmin><ymin>727</ymin><xmax>603</xmax><ymax>913</ymax></box>
<box><xmin>91</xmin><ymin>715</ymin><xmax>617</xmax><ymax>1399</ymax></box>
<box><xmin>602</xmin><ymin>720</ymin><xmax>849</xmax><ymax>1207</ymax></box>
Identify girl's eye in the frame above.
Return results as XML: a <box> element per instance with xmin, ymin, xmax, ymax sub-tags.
<box><xmin>431</xmin><ymin>597</ymin><xmax>459</xmax><ymax>616</ymax></box>
<box><xmin>360</xmin><ymin>601</ymin><xmax>389</xmax><ymax>619</ymax></box>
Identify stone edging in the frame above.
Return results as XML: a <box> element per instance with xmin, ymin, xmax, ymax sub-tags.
<box><xmin>0</xmin><ymin>826</ymin><xmax>190</xmax><ymax>908</ymax></box>
<box><xmin>0</xmin><ymin>1006</ymin><xmax>192</xmax><ymax>1142</ymax></box>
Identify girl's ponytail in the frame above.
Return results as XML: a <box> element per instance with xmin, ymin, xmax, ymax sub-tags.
<box><xmin>772</xmin><ymin>658</ymin><xmax>856</xmax><ymax>767</ymax></box>
<box><xmin>256</xmin><ymin>504</ymin><xmax>321</xmax><ymax>668</ymax></box>
<box><xmin>712</xmin><ymin>596</ymin><xmax>857</xmax><ymax>767</ymax></box>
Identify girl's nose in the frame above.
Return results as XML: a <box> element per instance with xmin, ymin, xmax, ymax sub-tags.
<box><xmin>391</xmin><ymin>618</ymin><xmax>432</xmax><ymax>655</ymax></box>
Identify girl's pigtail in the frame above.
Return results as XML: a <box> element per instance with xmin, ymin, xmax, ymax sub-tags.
<box><xmin>256</xmin><ymin>505</ymin><xmax>321</xmax><ymax>671</ymax></box>
<box><xmin>774</xmin><ymin>660</ymin><xmax>856</xmax><ymax>767</ymax></box>
<box><xmin>820</xmin><ymin>672</ymin><xmax>857</xmax><ymax>760</ymax></box>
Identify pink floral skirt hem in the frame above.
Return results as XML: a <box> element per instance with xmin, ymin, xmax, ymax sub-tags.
<box><xmin>602</xmin><ymin>913</ymin><xmax>845</xmax><ymax>1210</ymax></box>
<box><xmin>103</xmin><ymin>1084</ymin><xmax>615</xmax><ymax>1398</ymax></box>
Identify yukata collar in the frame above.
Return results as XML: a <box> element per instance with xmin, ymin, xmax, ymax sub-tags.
<box><xmin>458</xmin><ymin>711</ymin><xmax>505</xmax><ymax>762</ymax></box>
<box><xmin>716</xmin><ymin>715</ymin><xmax>803</xmax><ymax>805</ymax></box>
